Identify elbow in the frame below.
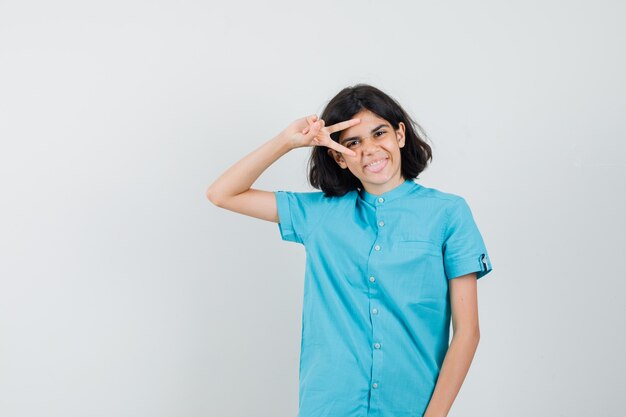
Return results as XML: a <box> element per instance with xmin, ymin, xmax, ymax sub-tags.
<box><xmin>454</xmin><ymin>324</ymin><xmax>480</xmax><ymax>346</ymax></box>
<box><xmin>205</xmin><ymin>187</ymin><xmax>224</xmax><ymax>207</ymax></box>
<box><xmin>462</xmin><ymin>327</ymin><xmax>480</xmax><ymax>350</ymax></box>
<box><xmin>471</xmin><ymin>324</ymin><xmax>480</xmax><ymax>343</ymax></box>
<box><xmin>472</xmin><ymin>326</ymin><xmax>481</xmax><ymax>347</ymax></box>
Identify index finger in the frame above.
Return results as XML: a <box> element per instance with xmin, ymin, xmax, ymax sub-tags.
<box><xmin>326</xmin><ymin>118</ymin><xmax>361</xmax><ymax>134</ymax></box>
<box><xmin>324</xmin><ymin>137</ymin><xmax>356</xmax><ymax>157</ymax></box>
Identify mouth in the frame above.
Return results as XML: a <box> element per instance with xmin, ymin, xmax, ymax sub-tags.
<box><xmin>364</xmin><ymin>157</ymin><xmax>388</xmax><ymax>173</ymax></box>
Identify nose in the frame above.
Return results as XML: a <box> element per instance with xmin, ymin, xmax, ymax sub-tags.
<box><xmin>360</xmin><ymin>136</ymin><xmax>380</xmax><ymax>155</ymax></box>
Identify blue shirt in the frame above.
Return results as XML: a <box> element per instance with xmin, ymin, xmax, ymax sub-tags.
<box><xmin>275</xmin><ymin>179</ymin><xmax>493</xmax><ymax>417</ymax></box>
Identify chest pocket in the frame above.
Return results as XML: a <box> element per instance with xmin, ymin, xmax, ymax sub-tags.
<box><xmin>395</xmin><ymin>238</ymin><xmax>440</xmax><ymax>256</ymax></box>
<box><xmin>391</xmin><ymin>237</ymin><xmax>446</xmax><ymax>300</ymax></box>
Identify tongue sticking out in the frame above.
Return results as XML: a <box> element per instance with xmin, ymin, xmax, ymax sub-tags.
<box><xmin>365</xmin><ymin>158</ymin><xmax>388</xmax><ymax>173</ymax></box>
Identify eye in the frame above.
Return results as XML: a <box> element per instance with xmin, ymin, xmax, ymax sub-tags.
<box><xmin>346</xmin><ymin>139</ymin><xmax>360</xmax><ymax>148</ymax></box>
<box><xmin>374</xmin><ymin>130</ymin><xmax>386</xmax><ymax>137</ymax></box>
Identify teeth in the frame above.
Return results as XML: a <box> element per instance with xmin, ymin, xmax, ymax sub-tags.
<box><xmin>367</xmin><ymin>159</ymin><xmax>385</xmax><ymax>167</ymax></box>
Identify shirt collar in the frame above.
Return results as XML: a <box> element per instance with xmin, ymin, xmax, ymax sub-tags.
<box><xmin>359</xmin><ymin>178</ymin><xmax>418</xmax><ymax>206</ymax></box>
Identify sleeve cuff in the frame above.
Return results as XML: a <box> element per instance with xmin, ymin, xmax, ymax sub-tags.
<box><xmin>445</xmin><ymin>253</ymin><xmax>493</xmax><ymax>280</ymax></box>
<box><xmin>275</xmin><ymin>191</ymin><xmax>301</xmax><ymax>244</ymax></box>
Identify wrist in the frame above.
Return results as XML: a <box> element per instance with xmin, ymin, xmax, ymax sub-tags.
<box><xmin>273</xmin><ymin>133</ymin><xmax>297</xmax><ymax>152</ymax></box>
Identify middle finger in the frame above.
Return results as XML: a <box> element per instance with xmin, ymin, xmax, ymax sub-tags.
<box><xmin>326</xmin><ymin>117</ymin><xmax>361</xmax><ymax>134</ymax></box>
<box><xmin>322</xmin><ymin>136</ymin><xmax>356</xmax><ymax>157</ymax></box>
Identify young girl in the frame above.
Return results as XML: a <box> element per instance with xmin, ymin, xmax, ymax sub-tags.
<box><xmin>207</xmin><ymin>84</ymin><xmax>493</xmax><ymax>417</ymax></box>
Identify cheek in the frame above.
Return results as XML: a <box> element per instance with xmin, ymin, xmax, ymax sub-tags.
<box><xmin>339</xmin><ymin>153</ymin><xmax>355</xmax><ymax>165</ymax></box>
<box><xmin>344</xmin><ymin>161</ymin><xmax>362</xmax><ymax>174</ymax></box>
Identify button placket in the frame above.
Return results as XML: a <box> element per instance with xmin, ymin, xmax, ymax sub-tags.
<box><xmin>368</xmin><ymin>196</ymin><xmax>385</xmax><ymax>402</ymax></box>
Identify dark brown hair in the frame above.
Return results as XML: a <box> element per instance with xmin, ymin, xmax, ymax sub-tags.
<box><xmin>308</xmin><ymin>84</ymin><xmax>433</xmax><ymax>196</ymax></box>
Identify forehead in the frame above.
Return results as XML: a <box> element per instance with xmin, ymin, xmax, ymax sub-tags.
<box><xmin>339</xmin><ymin>109</ymin><xmax>390</xmax><ymax>139</ymax></box>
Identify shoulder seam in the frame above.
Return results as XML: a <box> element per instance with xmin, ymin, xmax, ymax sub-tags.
<box><xmin>301</xmin><ymin>192</ymin><xmax>350</xmax><ymax>243</ymax></box>
<box><xmin>440</xmin><ymin>196</ymin><xmax>463</xmax><ymax>244</ymax></box>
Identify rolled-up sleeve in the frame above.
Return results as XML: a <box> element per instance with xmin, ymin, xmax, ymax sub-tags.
<box><xmin>275</xmin><ymin>191</ymin><xmax>300</xmax><ymax>243</ymax></box>
<box><xmin>442</xmin><ymin>197</ymin><xmax>493</xmax><ymax>280</ymax></box>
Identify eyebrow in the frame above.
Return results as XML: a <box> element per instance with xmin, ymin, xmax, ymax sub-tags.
<box><xmin>340</xmin><ymin>124</ymin><xmax>389</xmax><ymax>145</ymax></box>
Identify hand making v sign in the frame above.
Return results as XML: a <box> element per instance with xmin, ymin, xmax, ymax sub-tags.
<box><xmin>283</xmin><ymin>114</ymin><xmax>360</xmax><ymax>157</ymax></box>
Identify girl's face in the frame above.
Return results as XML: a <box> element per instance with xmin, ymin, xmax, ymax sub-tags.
<box><xmin>329</xmin><ymin>109</ymin><xmax>406</xmax><ymax>195</ymax></box>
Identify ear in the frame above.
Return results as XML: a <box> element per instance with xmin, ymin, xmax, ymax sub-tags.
<box><xmin>396</xmin><ymin>122</ymin><xmax>406</xmax><ymax>148</ymax></box>
<box><xmin>327</xmin><ymin>148</ymin><xmax>348</xmax><ymax>169</ymax></box>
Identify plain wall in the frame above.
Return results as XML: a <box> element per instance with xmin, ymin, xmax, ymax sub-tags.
<box><xmin>1</xmin><ymin>0</ymin><xmax>624</xmax><ymax>416</ymax></box>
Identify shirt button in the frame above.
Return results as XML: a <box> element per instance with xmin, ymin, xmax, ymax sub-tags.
<box><xmin>374</xmin><ymin>245</ymin><xmax>381</xmax><ymax>251</ymax></box>
<box><xmin>369</xmin><ymin>276</ymin><xmax>376</xmax><ymax>282</ymax></box>
<box><xmin>372</xmin><ymin>382</ymin><xmax>379</xmax><ymax>389</ymax></box>
<box><xmin>378</xmin><ymin>197</ymin><xmax>384</xmax><ymax>203</ymax></box>
<box><xmin>372</xmin><ymin>308</ymin><xmax>378</xmax><ymax>314</ymax></box>
<box><xmin>378</xmin><ymin>221</ymin><xmax>385</xmax><ymax>227</ymax></box>
<box><xmin>374</xmin><ymin>342</ymin><xmax>381</xmax><ymax>349</ymax></box>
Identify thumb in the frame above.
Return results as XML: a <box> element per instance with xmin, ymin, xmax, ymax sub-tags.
<box><xmin>304</xmin><ymin>120</ymin><xmax>322</xmax><ymax>139</ymax></box>
<box><xmin>302</xmin><ymin>114</ymin><xmax>318</xmax><ymax>135</ymax></box>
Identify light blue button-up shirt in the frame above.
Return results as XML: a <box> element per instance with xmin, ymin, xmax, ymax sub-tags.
<box><xmin>275</xmin><ymin>179</ymin><xmax>493</xmax><ymax>417</ymax></box>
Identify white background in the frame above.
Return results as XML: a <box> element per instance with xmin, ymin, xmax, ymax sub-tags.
<box><xmin>1</xmin><ymin>0</ymin><xmax>624</xmax><ymax>416</ymax></box>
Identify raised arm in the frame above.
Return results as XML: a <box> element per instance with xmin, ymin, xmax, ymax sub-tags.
<box><xmin>205</xmin><ymin>115</ymin><xmax>359</xmax><ymax>223</ymax></box>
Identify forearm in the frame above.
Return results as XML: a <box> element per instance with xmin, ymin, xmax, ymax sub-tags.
<box><xmin>206</xmin><ymin>134</ymin><xmax>293</xmax><ymax>204</ymax></box>
<box><xmin>423</xmin><ymin>329</ymin><xmax>480</xmax><ymax>417</ymax></box>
